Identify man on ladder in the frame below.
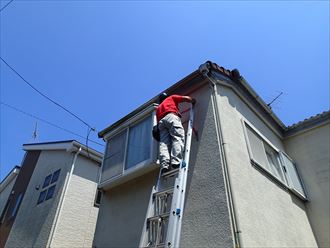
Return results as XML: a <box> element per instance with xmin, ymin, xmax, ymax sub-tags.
<box><xmin>156</xmin><ymin>92</ymin><xmax>196</xmax><ymax>174</ymax></box>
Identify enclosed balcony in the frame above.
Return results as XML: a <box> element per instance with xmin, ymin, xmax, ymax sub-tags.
<box><xmin>99</xmin><ymin>104</ymin><xmax>159</xmax><ymax>190</ymax></box>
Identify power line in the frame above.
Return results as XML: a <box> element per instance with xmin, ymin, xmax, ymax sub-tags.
<box><xmin>1</xmin><ymin>101</ymin><xmax>105</xmax><ymax>147</ymax></box>
<box><xmin>0</xmin><ymin>57</ymin><xmax>95</xmax><ymax>130</ymax></box>
<box><xmin>0</xmin><ymin>0</ymin><xmax>14</xmax><ymax>12</ymax></box>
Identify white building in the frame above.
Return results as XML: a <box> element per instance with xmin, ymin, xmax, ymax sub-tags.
<box><xmin>93</xmin><ymin>61</ymin><xmax>329</xmax><ymax>248</ymax></box>
<box><xmin>0</xmin><ymin>140</ymin><xmax>103</xmax><ymax>248</ymax></box>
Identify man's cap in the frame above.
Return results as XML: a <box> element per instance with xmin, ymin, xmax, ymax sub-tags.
<box><xmin>158</xmin><ymin>92</ymin><xmax>168</xmax><ymax>103</ymax></box>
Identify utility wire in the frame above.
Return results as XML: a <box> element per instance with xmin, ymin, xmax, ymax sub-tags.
<box><xmin>0</xmin><ymin>57</ymin><xmax>95</xmax><ymax>130</ymax></box>
<box><xmin>0</xmin><ymin>0</ymin><xmax>14</xmax><ymax>12</ymax></box>
<box><xmin>1</xmin><ymin>101</ymin><xmax>105</xmax><ymax>147</ymax></box>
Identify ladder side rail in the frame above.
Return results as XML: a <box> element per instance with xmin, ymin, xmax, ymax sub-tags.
<box><xmin>139</xmin><ymin>186</ymin><xmax>158</xmax><ymax>247</ymax></box>
<box><xmin>173</xmin><ymin>106</ymin><xmax>194</xmax><ymax>247</ymax></box>
<box><xmin>165</xmin><ymin>106</ymin><xmax>194</xmax><ymax>247</ymax></box>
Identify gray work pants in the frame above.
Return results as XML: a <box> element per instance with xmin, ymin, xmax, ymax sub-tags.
<box><xmin>158</xmin><ymin>113</ymin><xmax>185</xmax><ymax>169</ymax></box>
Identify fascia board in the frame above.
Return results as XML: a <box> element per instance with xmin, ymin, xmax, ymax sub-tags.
<box><xmin>215</xmin><ymin>80</ymin><xmax>284</xmax><ymax>139</ymax></box>
<box><xmin>23</xmin><ymin>142</ymin><xmax>72</xmax><ymax>151</ymax></box>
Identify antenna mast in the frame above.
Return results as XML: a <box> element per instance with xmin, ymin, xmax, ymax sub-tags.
<box><xmin>267</xmin><ymin>92</ymin><xmax>283</xmax><ymax>109</ymax></box>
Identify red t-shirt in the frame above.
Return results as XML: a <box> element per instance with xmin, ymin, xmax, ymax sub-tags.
<box><xmin>156</xmin><ymin>95</ymin><xmax>184</xmax><ymax>122</ymax></box>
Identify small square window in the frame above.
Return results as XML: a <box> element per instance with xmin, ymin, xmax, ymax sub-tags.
<box><xmin>51</xmin><ymin>169</ymin><xmax>61</xmax><ymax>184</ymax></box>
<box><xmin>37</xmin><ymin>190</ymin><xmax>47</xmax><ymax>204</ymax></box>
<box><xmin>43</xmin><ymin>174</ymin><xmax>52</xmax><ymax>188</ymax></box>
<box><xmin>45</xmin><ymin>185</ymin><xmax>56</xmax><ymax>201</ymax></box>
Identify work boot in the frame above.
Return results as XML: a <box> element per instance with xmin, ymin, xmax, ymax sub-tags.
<box><xmin>171</xmin><ymin>163</ymin><xmax>180</xmax><ymax>169</ymax></box>
<box><xmin>161</xmin><ymin>166</ymin><xmax>170</xmax><ymax>174</ymax></box>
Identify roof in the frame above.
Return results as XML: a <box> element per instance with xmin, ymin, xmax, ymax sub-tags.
<box><xmin>98</xmin><ymin>60</ymin><xmax>325</xmax><ymax>139</ymax></box>
<box><xmin>285</xmin><ymin>110</ymin><xmax>330</xmax><ymax>137</ymax></box>
<box><xmin>0</xmin><ymin>166</ymin><xmax>20</xmax><ymax>193</ymax></box>
<box><xmin>23</xmin><ymin>140</ymin><xmax>103</xmax><ymax>163</ymax></box>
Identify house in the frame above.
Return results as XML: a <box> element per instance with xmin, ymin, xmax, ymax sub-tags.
<box><xmin>0</xmin><ymin>140</ymin><xmax>103</xmax><ymax>248</ymax></box>
<box><xmin>0</xmin><ymin>166</ymin><xmax>20</xmax><ymax>218</ymax></box>
<box><xmin>93</xmin><ymin>61</ymin><xmax>329</xmax><ymax>248</ymax></box>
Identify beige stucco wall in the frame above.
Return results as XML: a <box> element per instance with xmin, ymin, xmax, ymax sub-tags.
<box><xmin>5</xmin><ymin>149</ymin><xmax>100</xmax><ymax>248</ymax></box>
<box><xmin>0</xmin><ymin>175</ymin><xmax>17</xmax><ymax>215</ymax></box>
<box><xmin>217</xmin><ymin>84</ymin><xmax>318</xmax><ymax>247</ymax></box>
<box><xmin>51</xmin><ymin>155</ymin><xmax>100</xmax><ymax>248</ymax></box>
<box><xmin>284</xmin><ymin>122</ymin><xmax>330</xmax><ymax>247</ymax></box>
<box><xmin>93</xmin><ymin>169</ymin><xmax>158</xmax><ymax>247</ymax></box>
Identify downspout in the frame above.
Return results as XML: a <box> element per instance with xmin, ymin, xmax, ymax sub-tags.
<box><xmin>47</xmin><ymin>146</ymin><xmax>82</xmax><ymax>247</ymax></box>
<box><xmin>199</xmin><ymin>63</ymin><xmax>242</xmax><ymax>248</ymax></box>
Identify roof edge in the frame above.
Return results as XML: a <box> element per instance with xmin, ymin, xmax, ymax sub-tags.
<box><xmin>284</xmin><ymin>110</ymin><xmax>330</xmax><ymax>137</ymax></box>
<box><xmin>98</xmin><ymin>70</ymin><xmax>202</xmax><ymax>138</ymax></box>
<box><xmin>0</xmin><ymin>166</ymin><xmax>20</xmax><ymax>192</ymax></box>
<box><xmin>23</xmin><ymin>140</ymin><xmax>103</xmax><ymax>163</ymax></box>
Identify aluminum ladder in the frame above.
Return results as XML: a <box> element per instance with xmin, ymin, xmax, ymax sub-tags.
<box><xmin>139</xmin><ymin>105</ymin><xmax>195</xmax><ymax>248</ymax></box>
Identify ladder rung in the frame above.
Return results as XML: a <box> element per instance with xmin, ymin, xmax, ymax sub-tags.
<box><xmin>162</xmin><ymin>168</ymin><xmax>180</xmax><ymax>178</ymax></box>
<box><xmin>153</xmin><ymin>187</ymin><xmax>174</xmax><ymax>197</ymax></box>
<box><xmin>147</xmin><ymin>213</ymin><xmax>170</xmax><ymax>222</ymax></box>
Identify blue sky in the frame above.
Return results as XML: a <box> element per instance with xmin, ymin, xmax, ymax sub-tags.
<box><xmin>0</xmin><ymin>1</ymin><xmax>329</xmax><ymax>180</ymax></box>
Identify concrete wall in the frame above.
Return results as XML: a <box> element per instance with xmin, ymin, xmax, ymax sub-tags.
<box><xmin>217</xmin><ymin>84</ymin><xmax>318</xmax><ymax>247</ymax></box>
<box><xmin>284</xmin><ymin>122</ymin><xmax>330</xmax><ymax>247</ymax></box>
<box><xmin>51</xmin><ymin>155</ymin><xmax>100</xmax><ymax>247</ymax></box>
<box><xmin>93</xmin><ymin>83</ymin><xmax>234</xmax><ymax>247</ymax></box>
<box><xmin>0</xmin><ymin>176</ymin><xmax>17</xmax><ymax>216</ymax></box>
<box><xmin>5</xmin><ymin>150</ymin><xmax>73</xmax><ymax>248</ymax></box>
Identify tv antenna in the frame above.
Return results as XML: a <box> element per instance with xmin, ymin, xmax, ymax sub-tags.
<box><xmin>32</xmin><ymin>121</ymin><xmax>38</xmax><ymax>140</ymax></box>
<box><xmin>267</xmin><ymin>92</ymin><xmax>283</xmax><ymax>109</ymax></box>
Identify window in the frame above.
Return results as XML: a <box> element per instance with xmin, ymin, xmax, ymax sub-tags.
<box><xmin>51</xmin><ymin>169</ymin><xmax>61</xmax><ymax>183</ymax></box>
<box><xmin>37</xmin><ymin>169</ymin><xmax>61</xmax><ymax>204</ymax></box>
<box><xmin>244</xmin><ymin>121</ymin><xmax>306</xmax><ymax>199</ymax></box>
<box><xmin>94</xmin><ymin>189</ymin><xmax>102</xmax><ymax>207</ymax></box>
<box><xmin>281</xmin><ymin>153</ymin><xmax>306</xmax><ymax>198</ymax></box>
<box><xmin>43</xmin><ymin>174</ymin><xmax>52</xmax><ymax>188</ymax></box>
<box><xmin>37</xmin><ymin>190</ymin><xmax>47</xmax><ymax>204</ymax></box>
<box><xmin>126</xmin><ymin>116</ymin><xmax>152</xmax><ymax>169</ymax></box>
<box><xmin>102</xmin><ymin>130</ymin><xmax>127</xmax><ymax>180</ymax></box>
<box><xmin>11</xmin><ymin>193</ymin><xmax>23</xmax><ymax>217</ymax></box>
<box><xmin>101</xmin><ymin>114</ymin><xmax>154</xmax><ymax>183</ymax></box>
<box><xmin>45</xmin><ymin>185</ymin><xmax>56</xmax><ymax>200</ymax></box>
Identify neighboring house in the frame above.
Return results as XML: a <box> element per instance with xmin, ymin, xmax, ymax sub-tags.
<box><xmin>93</xmin><ymin>61</ymin><xmax>329</xmax><ymax>248</ymax></box>
<box><xmin>0</xmin><ymin>166</ymin><xmax>20</xmax><ymax>218</ymax></box>
<box><xmin>0</xmin><ymin>140</ymin><xmax>103</xmax><ymax>248</ymax></box>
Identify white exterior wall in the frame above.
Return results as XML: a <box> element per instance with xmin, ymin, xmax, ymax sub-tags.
<box><xmin>217</xmin><ymin>84</ymin><xmax>318</xmax><ymax>247</ymax></box>
<box><xmin>0</xmin><ymin>176</ymin><xmax>17</xmax><ymax>215</ymax></box>
<box><xmin>5</xmin><ymin>150</ymin><xmax>73</xmax><ymax>248</ymax></box>
<box><xmin>51</xmin><ymin>155</ymin><xmax>100</xmax><ymax>248</ymax></box>
<box><xmin>284</xmin><ymin>123</ymin><xmax>330</xmax><ymax>247</ymax></box>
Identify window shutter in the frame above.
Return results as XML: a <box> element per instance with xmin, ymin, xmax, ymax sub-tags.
<box><xmin>245</xmin><ymin>126</ymin><xmax>269</xmax><ymax>171</ymax></box>
<box><xmin>101</xmin><ymin>130</ymin><xmax>127</xmax><ymax>182</ymax></box>
<box><xmin>281</xmin><ymin>153</ymin><xmax>306</xmax><ymax>198</ymax></box>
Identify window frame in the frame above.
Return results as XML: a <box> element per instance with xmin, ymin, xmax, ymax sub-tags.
<box><xmin>37</xmin><ymin>169</ymin><xmax>61</xmax><ymax>205</ymax></box>
<box><xmin>11</xmin><ymin>193</ymin><xmax>23</xmax><ymax>217</ymax></box>
<box><xmin>100</xmin><ymin>104</ymin><xmax>158</xmax><ymax>187</ymax></box>
<box><xmin>242</xmin><ymin>119</ymin><xmax>307</xmax><ymax>200</ymax></box>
